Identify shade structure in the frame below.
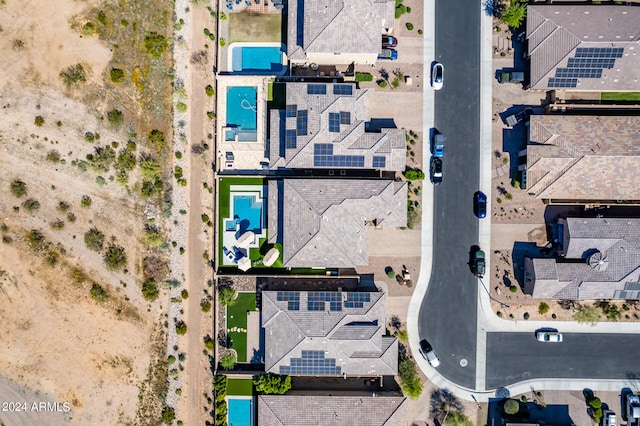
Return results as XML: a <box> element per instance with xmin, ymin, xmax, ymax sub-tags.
<box><xmin>236</xmin><ymin>230</ymin><xmax>255</xmax><ymax>249</ymax></box>
<box><xmin>238</xmin><ymin>256</ymin><xmax>252</xmax><ymax>271</ymax></box>
<box><xmin>263</xmin><ymin>247</ymin><xmax>280</xmax><ymax>267</ymax></box>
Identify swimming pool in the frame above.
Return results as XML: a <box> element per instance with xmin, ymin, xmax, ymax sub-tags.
<box><xmin>228</xmin><ymin>397</ymin><xmax>253</xmax><ymax>426</ymax></box>
<box><xmin>233</xmin><ymin>194</ymin><xmax>263</xmax><ymax>232</ymax></box>
<box><xmin>231</xmin><ymin>45</ymin><xmax>285</xmax><ymax>74</ymax></box>
<box><xmin>226</xmin><ymin>86</ymin><xmax>257</xmax><ymax>132</ymax></box>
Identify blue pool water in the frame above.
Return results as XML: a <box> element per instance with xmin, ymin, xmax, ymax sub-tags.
<box><xmin>232</xmin><ymin>46</ymin><xmax>284</xmax><ymax>73</ymax></box>
<box><xmin>228</xmin><ymin>398</ymin><xmax>252</xmax><ymax>426</ymax></box>
<box><xmin>233</xmin><ymin>195</ymin><xmax>263</xmax><ymax>232</ymax></box>
<box><xmin>226</xmin><ymin>86</ymin><xmax>257</xmax><ymax>131</ymax></box>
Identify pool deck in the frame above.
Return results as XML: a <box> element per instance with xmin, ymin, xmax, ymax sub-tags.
<box><xmin>216</xmin><ymin>75</ymin><xmax>270</xmax><ymax>171</ymax></box>
<box><xmin>221</xmin><ymin>185</ymin><xmax>266</xmax><ymax>267</ymax></box>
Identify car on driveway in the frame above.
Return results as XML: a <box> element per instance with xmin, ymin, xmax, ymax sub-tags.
<box><xmin>603</xmin><ymin>410</ymin><xmax>617</xmax><ymax>426</ymax></box>
<box><xmin>472</xmin><ymin>247</ymin><xmax>485</xmax><ymax>278</ymax></box>
<box><xmin>432</xmin><ymin>133</ymin><xmax>445</xmax><ymax>157</ymax></box>
<box><xmin>431</xmin><ymin>62</ymin><xmax>444</xmax><ymax>90</ymax></box>
<box><xmin>536</xmin><ymin>330</ymin><xmax>563</xmax><ymax>343</ymax></box>
<box><xmin>419</xmin><ymin>339</ymin><xmax>441</xmax><ymax>368</ymax></box>
<box><xmin>382</xmin><ymin>35</ymin><xmax>398</xmax><ymax>47</ymax></box>
<box><xmin>430</xmin><ymin>157</ymin><xmax>443</xmax><ymax>185</ymax></box>
<box><xmin>378</xmin><ymin>48</ymin><xmax>398</xmax><ymax>61</ymax></box>
<box><xmin>473</xmin><ymin>191</ymin><xmax>487</xmax><ymax>218</ymax></box>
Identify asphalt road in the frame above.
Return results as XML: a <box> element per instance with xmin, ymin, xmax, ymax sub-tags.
<box><xmin>486</xmin><ymin>333</ymin><xmax>640</xmax><ymax>389</ymax></box>
<box><xmin>417</xmin><ymin>0</ymin><xmax>482</xmax><ymax>390</ymax></box>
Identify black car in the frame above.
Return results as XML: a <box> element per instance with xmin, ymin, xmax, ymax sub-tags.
<box><xmin>473</xmin><ymin>191</ymin><xmax>487</xmax><ymax>218</ymax></box>
<box><xmin>430</xmin><ymin>157</ymin><xmax>443</xmax><ymax>185</ymax></box>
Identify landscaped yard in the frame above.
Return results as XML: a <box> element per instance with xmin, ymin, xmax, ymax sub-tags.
<box><xmin>228</xmin><ymin>13</ymin><xmax>282</xmax><ymax>43</ymax></box>
<box><xmin>601</xmin><ymin>92</ymin><xmax>640</xmax><ymax>102</ymax></box>
<box><xmin>227</xmin><ymin>292</ymin><xmax>257</xmax><ymax>363</ymax></box>
<box><xmin>227</xmin><ymin>378</ymin><xmax>254</xmax><ymax>396</ymax></box>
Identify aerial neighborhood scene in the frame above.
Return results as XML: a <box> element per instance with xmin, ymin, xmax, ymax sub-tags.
<box><xmin>3</xmin><ymin>0</ymin><xmax>640</xmax><ymax>424</ymax></box>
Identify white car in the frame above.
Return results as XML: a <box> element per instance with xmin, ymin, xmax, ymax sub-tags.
<box><xmin>431</xmin><ymin>62</ymin><xmax>444</xmax><ymax>90</ymax></box>
<box><xmin>419</xmin><ymin>339</ymin><xmax>441</xmax><ymax>367</ymax></box>
<box><xmin>603</xmin><ymin>410</ymin><xmax>616</xmax><ymax>426</ymax></box>
<box><xmin>535</xmin><ymin>330</ymin><xmax>563</xmax><ymax>343</ymax></box>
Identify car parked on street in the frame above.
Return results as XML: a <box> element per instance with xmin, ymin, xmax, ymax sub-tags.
<box><xmin>382</xmin><ymin>35</ymin><xmax>398</xmax><ymax>47</ymax></box>
<box><xmin>535</xmin><ymin>330</ymin><xmax>563</xmax><ymax>343</ymax></box>
<box><xmin>472</xmin><ymin>247</ymin><xmax>485</xmax><ymax>278</ymax></box>
<box><xmin>473</xmin><ymin>191</ymin><xmax>487</xmax><ymax>218</ymax></box>
<box><xmin>431</xmin><ymin>62</ymin><xmax>444</xmax><ymax>90</ymax></box>
<box><xmin>603</xmin><ymin>410</ymin><xmax>617</xmax><ymax>426</ymax></box>
<box><xmin>419</xmin><ymin>339</ymin><xmax>441</xmax><ymax>368</ymax></box>
<box><xmin>430</xmin><ymin>156</ymin><xmax>443</xmax><ymax>185</ymax></box>
<box><xmin>378</xmin><ymin>48</ymin><xmax>398</xmax><ymax>61</ymax></box>
<box><xmin>432</xmin><ymin>133</ymin><xmax>445</xmax><ymax>158</ymax></box>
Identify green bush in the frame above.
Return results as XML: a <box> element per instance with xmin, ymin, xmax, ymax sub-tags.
<box><xmin>418</xmin><ymin>29</ymin><xmax>423</xmax><ymax>35</ymax></box>
<box><xmin>391</xmin><ymin>77</ymin><xmax>400</xmax><ymax>88</ymax></box>
<box><xmin>204</xmin><ymin>336</ymin><xmax>214</xmax><ymax>351</ymax></box>
<box><xmin>355</xmin><ymin>72</ymin><xmax>374</xmax><ymax>82</ymax></box>
<box><xmin>107</xmin><ymin>109</ymin><xmax>123</xmax><ymax>126</ymax></box>
<box><xmin>145</xmin><ymin>226</ymin><xmax>163</xmax><ymax>247</ymax></box>
<box><xmin>509</xmin><ymin>285</ymin><xmax>518</xmax><ymax>293</ymax></box>
<box><xmin>110</xmin><ymin>68</ymin><xmax>125</xmax><ymax>83</ymax></box>
<box><xmin>500</xmin><ymin>3</ymin><xmax>527</xmax><ymax>28</ymax></box>
<box><xmin>603</xmin><ymin>303</ymin><xmax>621</xmax><ymax>321</ymax></box>
<box><xmin>22</xmin><ymin>198</ymin><xmax>40</xmax><ymax>212</ymax></box>
<box><xmin>142</xmin><ymin>279</ymin><xmax>159</xmax><ymax>301</ymax></box>
<box><xmin>81</xmin><ymin>195</ymin><xmax>92</xmax><ymax>208</ymax></box>
<box><xmin>504</xmin><ymin>399</ymin><xmax>519</xmax><ymax>415</ymax></box>
<box><xmin>219</xmin><ymin>286</ymin><xmax>236</xmax><ymax>306</ymax></box>
<box><xmin>10</xmin><ymin>180</ymin><xmax>28</xmax><ymax>197</ymax></box>
<box><xmin>206</xmin><ymin>111</ymin><xmax>215</xmax><ymax>119</ymax></box>
<box><xmin>104</xmin><ymin>243</ymin><xmax>127</xmax><ymax>270</ymax></box>
<box><xmin>34</xmin><ymin>116</ymin><xmax>44</xmax><ymax>126</ymax></box>
<box><xmin>90</xmin><ymin>283</ymin><xmax>108</xmax><ymax>302</ymax></box>
<box><xmin>115</xmin><ymin>149</ymin><xmax>136</xmax><ymax>171</ymax></box>
<box><xmin>148</xmin><ymin>129</ymin><xmax>165</xmax><ymax>149</ymax></box>
<box><xmin>219</xmin><ymin>38</ymin><xmax>226</xmax><ymax>47</ymax></box>
<box><xmin>160</xmin><ymin>406</ymin><xmax>175</xmax><ymax>424</ymax></box>
<box><xmin>386</xmin><ymin>269</ymin><xmax>395</xmax><ymax>278</ymax></box>
<box><xmin>398</xmin><ymin>358</ymin><xmax>423</xmax><ymax>398</ymax></box>
<box><xmin>205</xmin><ymin>85</ymin><xmax>215</xmax><ymax>96</ymax></box>
<box><xmin>86</xmin><ymin>145</ymin><xmax>116</xmax><ymax>172</ymax></box>
<box><xmin>84</xmin><ymin>227</ymin><xmax>105</xmax><ymax>252</ymax></box>
<box><xmin>573</xmin><ymin>304</ymin><xmax>601</xmax><ymax>326</ymax></box>
<box><xmin>175</xmin><ymin>321</ymin><xmax>187</xmax><ymax>335</ymax></box>
<box><xmin>219</xmin><ymin>353</ymin><xmax>236</xmax><ymax>370</ymax></box>
<box><xmin>378</xmin><ymin>80</ymin><xmax>388</xmax><ymax>88</ymax></box>
<box><xmin>254</xmin><ymin>373</ymin><xmax>291</xmax><ymax>394</ymax></box>
<box><xmin>588</xmin><ymin>396</ymin><xmax>602</xmax><ymax>409</ymax></box>
<box><xmin>50</xmin><ymin>219</ymin><xmax>65</xmax><ymax>230</ymax></box>
<box><xmin>395</xmin><ymin>4</ymin><xmax>407</xmax><ymax>18</ymax></box>
<box><xmin>176</xmin><ymin>102</ymin><xmax>187</xmax><ymax>113</ymax></box>
<box><xmin>60</xmin><ymin>64</ymin><xmax>87</xmax><ymax>87</ymax></box>
<box><xmin>181</xmin><ymin>289</ymin><xmax>188</xmax><ymax>299</ymax></box>
<box><xmin>144</xmin><ymin>32</ymin><xmax>168</xmax><ymax>57</ymax></box>
<box><xmin>201</xmin><ymin>300</ymin><xmax>212</xmax><ymax>312</ymax></box>
<box><xmin>403</xmin><ymin>168</ymin><xmax>425</xmax><ymax>181</ymax></box>
<box><xmin>57</xmin><ymin>201</ymin><xmax>71</xmax><ymax>212</ymax></box>
<box><xmin>167</xmin><ymin>355</ymin><xmax>176</xmax><ymax>364</ymax></box>
<box><xmin>538</xmin><ymin>302</ymin><xmax>549</xmax><ymax>315</ymax></box>
<box><xmin>406</xmin><ymin>22</ymin><xmax>414</xmax><ymax>30</ymax></box>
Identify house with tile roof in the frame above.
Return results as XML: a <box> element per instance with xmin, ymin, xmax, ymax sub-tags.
<box><xmin>526</xmin><ymin>5</ymin><xmax>640</xmax><ymax>91</ymax></box>
<box><xmin>261</xmin><ymin>290</ymin><xmax>398</xmax><ymax>377</ymax></box>
<box><xmin>287</xmin><ymin>0</ymin><xmax>395</xmax><ymax>65</ymax></box>
<box><xmin>267</xmin><ymin>179</ymin><xmax>407</xmax><ymax>268</ymax></box>
<box><xmin>258</xmin><ymin>395</ymin><xmax>406</xmax><ymax>426</ymax></box>
<box><xmin>521</xmin><ymin>115</ymin><xmax>640</xmax><ymax>205</ymax></box>
<box><xmin>268</xmin><ymin>82</ymin><xmax>406</xmax><ymax>171</ymax></box>
<box><xmin>524</xmin><ymin>218</ymin><xmax>640</xmax><ymax>300</ymax></box>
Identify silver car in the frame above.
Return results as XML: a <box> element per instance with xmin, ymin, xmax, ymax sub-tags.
<box><xmin>419</xmin><ymin>339</ymin><xmax>441</xmax><ymax>367</ymax></box>
<box><xmin>536</xmin><ymin>330</ymin><xmax>563</xmax><ymax>343</ymax></box>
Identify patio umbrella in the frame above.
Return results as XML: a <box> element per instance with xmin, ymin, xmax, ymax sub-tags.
<box><xmin>236</xmin><ymin>230</ymin><xmax>255</xmax><ymax>249</ymax></box>
<box><xmin>263</xmin><ymin>247</ymin><xmax>280</xmax><ymax>267</ymax></box>
<box><xmin>238</xmin><ymin>256</ymin><xmax>252</xmax><ymax>272</ymax></box>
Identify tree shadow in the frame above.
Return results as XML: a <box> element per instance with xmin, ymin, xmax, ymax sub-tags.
<box><xmin>430</xmin><ymin>389</ymin><xmax>464</xmax><ymax>422</ymax></box>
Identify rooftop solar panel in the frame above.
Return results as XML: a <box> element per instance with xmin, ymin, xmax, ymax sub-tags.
<box><xmin>329</xmin><ymin>112</ymin><xmax>340</xmax><ymax>132</ymax></box>
<box><xmin>307</xmin><ymin>84</ymin><xmax>327</xmax><ymax>95</ymax></box>
<box><xmin>372</xmin><ymin>156</ymin><xmax>386</xmax><ymax>168</ymax></box>
<box><xmin>286</xmin><ymin>104</ymin><xmax>297</xmax><ymax>117</ymax></box>
<box><xmin>285</xmin><ymin>129</ymin><xmax>297</xmax><ymax>149</ymax></box>
<box><xmin>296</xmin><ymin>110</ymin><xmax>308</xmax><ymax>136</ymax></box>
<box><xmin>340</xmin><ymin>111</ymin><xmax>351</xmax><ymax>125</ymax></box>
<box><xmin>333</xmin><ymin>84</ymin><xmax>353</xmax><ymax>95</ymax></box>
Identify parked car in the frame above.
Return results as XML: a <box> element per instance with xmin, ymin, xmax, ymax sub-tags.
<box><xmin>382</xmin><ymin>35</ymin><xmax>398</xmax><ymax>47</ymax></box>
<box><xmin>378</xmin><ymin>48</ymin><xmax>398</xmax><ymax>61</ymax></box>
<box><xmin>432</xmin><ymin>133</ymin><xmax>445</xmax><ymax>157</ymax></box>
<box><xmin>430</xmin><ymin>157</ymin><xmax>443</xmax><ymax>185</ymax></box>
<box><xmin>498</xmin><ymin>71</ymin><xmax>524</xmax><ymax>84</ymax></box>
<box><xmin>603</xmin><ymin>410</ymin><xmax>617</xmax><ymax>426</ymax></box>
<box><xmin>535</xmin><ymin>330</ymin><xmax>563</xmax><ymax>343</ymax></box>
<box><xmin>472</xmin><ymin>247</ymin><xmax>485</xmax><ymax>278</ymax></box>
<box><xmin>431</xmin><ymin>62</ymin><xmax>444</xmax><ymax>90</ymax></box>
<box><xmin>473</xmin><ymin>191</ymin><xmax>487</xmax><ymax>218</ymax></box>
<box><xmin>419</xmin><ymin>339</ymin><xmax>441</xmax><ymax>368</ymax></box>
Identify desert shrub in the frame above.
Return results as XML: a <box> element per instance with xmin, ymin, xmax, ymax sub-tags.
<box><xmin>219</xmin><ymin>37</ymin><xmax>226</xmax><ymax>47</ymax></box>
<box><xmin>573</xmin><ymin>304</ymin><xmax>601</xmax><ymax>326</ymax></box>
<box><xmin>175</xmin><ymin>151</ymin><xmax>182</xmax><ymax>159</ymax></box>
<box><xmin>34</xmin><ymin>116</ymin><xmax>44</xmax><ymax>126</ymax></box>
<box><xmin>104</xmin><ymin>243</ymin><xmax>127</xmax><ymax>270</ymax></box>
<box><xmin>44</xmin><ymin>250</ymin><xmax>59</xmax><ymax>267</ymax></box>
<box><xmin>206</xmin><ymin>111</ymin><xmax>215</xmax><ymax>119</ymax></box>
<box><xmin>90</xmin><ymin>283</ymin><xmax>108</xmax><ymax>302</ymax></box>
<box><xmin>106</xmin><ymin>109</ymin><xmax>123</xmax><ymax>126</ymax></box>
<box><xmin>176</xmin><ymin>102</ymin><xmax>187</xmax><ymax>113</ymax></box>
<box><xmin>86</xmin><ymin>145</ymin><xmax>116</xmax><ymax>172</ymax></box>
<box><xmin>509</xmin><ymin>285</ymin><xmax>518</xmax><ymax>292</ymax></box>
<box><xmin>181</xmin><ymin>289</ymin><xmax>188</xmax><ymax>299</ymax></box>
<box><xmin>219</xmin><ymin>353</ymin><xmax>236</xmax><ymax>370</ymax></box>
<box><xmin>22</xmin><ymin>198</ymin><xmax>40</xmax><ymax>212</ymax></box>
<box><xmin>82</xmin><ymin>22</ymin><xmax>95</xmax><ymax>36</ymax></box>
<box><xmin>538</xmin><ymin>302</ymin><xmax>549</xmax><ymax>315</ymax></box>
<box><xmin>378</xmin><ymin>80</ymin><xmax>388</xmax><ymax>88</ymax></box>
<box><xmin>81</xmin><ymin>195</ymin><xmax>92</xmax><ymax>208</ymax></box>
<box><xmin>355</xmin><ymin>72</ymin><xmax>374</xmax><ymax>82</ymax></box>
<box><xmin>110</xmin><ymin>68</ymin><xmax>125</xmax><ymax>83</ymax></box>
<box><xmin>144</xmin><ymin>32</ymin><xmax>168</xmax><ymax>57</ymax></box>
<box><xmin>201</xmin><ymin>300</ymin><xmax>212</xmax><ymax>312</ymax></box>
<box><xmin>10</xmin><ymin>180</ymin><xmax>27</xmax><ymax>197</ymax></box>
<box><xmin>160</xmin><ymin>406</ymin><xmax>175</xmax><ymax>424</ymax></box>
<box><xmin>175</xmin><ymin>321</ymin><xmax>187</xmax><ymax>335</ymax></box>
<box><xmin>142</xmin><ymin>279</ymin><xmax>159</xmax><ymax>301</ymax></box>
<box><xmin>504</xmin><ymin>399</ymin><xmax>519</xmax><ymax>415</ymax></box>
<box><xmin>139</xmin><ymin>156</ymin><xmax>162</xmax><ymax>180</ymax></box>
<box><xmin>403</xmin><ymin>168</ymin><xmax>425</xmax><ymax>181</ymax></box>
<box><xmin>148</xmin><ymin>129</ymin><xmax>165</xmax><ymax>149</ymax></box>
<box><xmin>205</xmin><ymin>84</ymin><xmax>215</xmax><ymax>96</ymax></box>
<box><xmin>115</xmin><ymin>149</ymin><xmax>136</xmax><ymax>171</ymax></box>
<box><xmin>59</xmin><ymin>64</ymin><xmax>87</xmax><ymax>87</ymax></box>
<box><xmin>26</xmin><ymin>229</ymin><xmax>46</xmax><ymax>251</ymax></box>
<box><xmin>391</xmin><ymin>77</ymin><xmax>400</xmax><ymax>88</ymax></box>
<box><xmin>50</xmin><ymin>219</ymin><xmax>65</xmax><ymax>230</ymax></box>
<box><xmin>406</xmin><ymin>22</ymin><xmax>414</xmax><ymax>30</ymax></box>
<box><xmin>84</xmin><ymin>227</ymin><xmax>105</xmax><ymax>252</ymax></box>
<box><xmin>144</xmin><ymin>226</ymin><xmax>163</xmax><ymax>247</ymax></box>
<box><xmin>57</xmin><ymin>201</ymin><xmax>70</xmax><ymax>212</ymax></box>
<box><xmin>95</xmin><ymin>176</ymin><xmax>106</xmax><ymax>186</ymax></box>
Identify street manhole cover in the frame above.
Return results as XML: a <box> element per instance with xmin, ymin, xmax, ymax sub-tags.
<box><xmin>460</xmin><ymin>359</ymin><xmax>468</xmax><ymax>367</ymax></box>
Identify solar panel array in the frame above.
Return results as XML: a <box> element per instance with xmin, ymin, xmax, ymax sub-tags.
<box><xmin>277</xmin><ymin>291</ymin><xmax>300</xmax><ymax>311</ymax></box>
<box><xmin>548</xmin><ymin>47</ymin><xmax>624</xmax><ymax>88</ymax></box>
<box><xmin>372</xmin><ymin>156</ymin><xmax>386</xmax><ymax>168</ymax></box>
<box><xmin>286</xmin><ymin>104</ymin><xmax>297</xmax><ymax>117</ymax></box>
<box><xmin>307</xmin><ymin>84</ymin><xmax>327</xmax><ymax>95</ymax></box>
<box><xmin>314</xmin><ymin>144</ymin><xmax>365</xmax><ymax>167</ymax></box>
<box><xmin>307</xmin><ymin>291</ymin><xmax>342</xmax><ymax>311</ymax></box>
<box><xmin>279</xmin><ymin>350</ymin><xmax>341</xmax><ymax>375</ymax></box>
<box><xmin>285</xmin><ymin>129</ymin><xmax>297</xmax><ymax>149</ymax></box>
<box><xmin>340</xmin><ymin>111</ymin><xmax>351</xmax><ymax>125</ymax></box>
<box><xmin>328</xmin><ymin>112</ymin><xmax>341</xmax><ymax>133</ymax></box>
<box><xmin>333</xmin><ymin>84</ymin><xmax>353</xmax><ymax>95</ymax></box>
<box><xmin>345</xmin><ymin>292</ymin><xmax>371</xmax><ymax>308</ymax></box>
<box><xmin>296</xmin><ymin>110</ymin><xmax>308</xmax><ymax>136</ymax></box>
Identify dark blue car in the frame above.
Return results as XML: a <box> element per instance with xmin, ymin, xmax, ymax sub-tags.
<box><xmin>474</xmin><ymin>191</ymin><xmax>487</xmax><ymax>218</ymax></box>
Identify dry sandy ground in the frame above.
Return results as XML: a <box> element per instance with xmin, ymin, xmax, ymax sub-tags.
<box><xmin>0</xmin><ymin>0</ymin><xmax>164</xmax><ymax>424</ymax></box>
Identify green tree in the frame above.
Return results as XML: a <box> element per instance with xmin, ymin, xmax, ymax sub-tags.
<box><xmin>504</xmin><ymin>399</ymin><xmax>520</xmax><ymax>415</ymax></box>
<box><xmin>84</xmin><ymin>227</ymin><xmax>105</xmax><ymax>252</ymax></box>
<box><xmin>538</xmin><ymin>302</ymin><xmax>549</xmax><ymax>315</ymax></box>
<box><xmin>253</xmin><ymin>373</ymin><xmax>291</xmax><ymax>394</ymax></box>
<box><xmin>403</xmin><ymin>168</ymin><xmax>425</xmax><ymax>181</ymax></box>
<box><xmin>104</xmin><ymin>243</ymin><xmax>127</xmax><ymax>270</ymax></box>
<box><xmin>142</xmin><ymin>279</ymin><xmax>159</xmax><ymax>301</ymax></box>
<box><xmin>588</xmin><ymin>396</ymin><xmax>602</xmax><ymax>409</ymax></box>
<box><xmin>500</xmin><ymin>3</ymin><xmax>527</xmax><ymax>28</ymax></box>
<box><xmin>573</xmin><ymin>304</ymin><xmax>601</xmax><ymax>326</ymax></box>
<box><xmin>445</xmin><ymin>412</ymin><xmax>474</xmax><ymax>426</ymax></box>
<box><xmin>220</xmin><ymin>353</ymin><xmax>236</xmax><ymax>370</ymax></box>
<box><xmin>81</xmin><ymin>195</ymin><xmax>92</xmax><ymax>208</ymax></box>
<box><xmin>205</xmin><ymin>84</ymin><xmax>215</xmax><ymax>96</ymax></box>
<box><xmin>201</xmin><ymin>300</ymin><xmax>212</xmax><ymax>312</ymax></box>
<box><xmin>10</xmin><ymin>180</ymin><xmax>27</xmax><ymax>197</ymax></box>
<box><xmin>148</xmin><ymin>129</ymin><xmax>166</xmax><ymax>149</ymax></box>
<box><xmin>398</xmin><ymin>358</ymin><xmax>423</xmax><ymax>398</ymax></box>
<box><xmin>144</xmin><ymin>32</ymin><xmax>168</xmax><ymax>57</ymax></box>
<box><xmin>90</xmin><ymin>283</ymin><xmax>108</xmax><ymax>302</ymax></box>
<box><xmin>115</xmin><ymin>149</ymin><xmax>136</xmax><ymax>171</ymax></box>
<box><xmin>59</xmin><ymin>64</ymin><xmax>87</xmax><ymax>87</ymax></box>
<box><xmin>34</xmin><ymin>116</ymin><xmax>44</xmax><ymax>126</ymax></box>
<box><xmin>602</xmin><ymin>303</ymin><xmax>621</xmax><ymax>321</ymax></box>
<box><xmin>175</xmin><ymin>321</ymin><xmax>187</xmax><ymax>335</ymax></box>
<box><xmin>219</xmin><ymin>286</ymin><xmax>236</xmax><ymax>306</ymax></box>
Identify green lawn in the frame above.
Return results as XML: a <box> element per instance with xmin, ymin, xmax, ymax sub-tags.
<box><xmin>227</xmin><ymin>292</ymin><xmax>257</xmax><ymax>363</ymax></box>
<box><xmin>228</xmin><ymin>13</ymin><xmax>282</xmax><ymax>44</ymax></box>
<box><xmin>601</xmin><ymin>92</ymin><xmax>640</xmax><ymax>102</ymax></box>
<box><xmin>226</xmin><ymin>378</ymin><xmax>254</xmax><ymax>396</ymax></box>
<box><xmin>228</xmin><ymin>331</ymin><xmax>247</xmax><ymax>362</ymax></box>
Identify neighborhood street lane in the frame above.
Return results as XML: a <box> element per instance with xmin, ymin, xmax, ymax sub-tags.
<box><xmin>418</xmin><ymin>0</ymin><xmax>481</xmax><ymax>390</ymax></box>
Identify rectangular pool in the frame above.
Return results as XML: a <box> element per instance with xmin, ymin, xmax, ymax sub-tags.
<box><xmin>231</xmin><ymin>45</ymin><xmax>284</xmax><ymax>74</ymax></box>
<box><xmin>226</xmin><ymin>86</ymin><xmax>257</xmax><ymax>132</ymax></box>
<box><xmin>233</xmin><ymin>194</ymin><xmax>263</xmax><ymax>232</ymax></box>
<box><xmin>228</xmin><ymin>397</ymin><xmax>253</xmax><ymax>426</ymax></box>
